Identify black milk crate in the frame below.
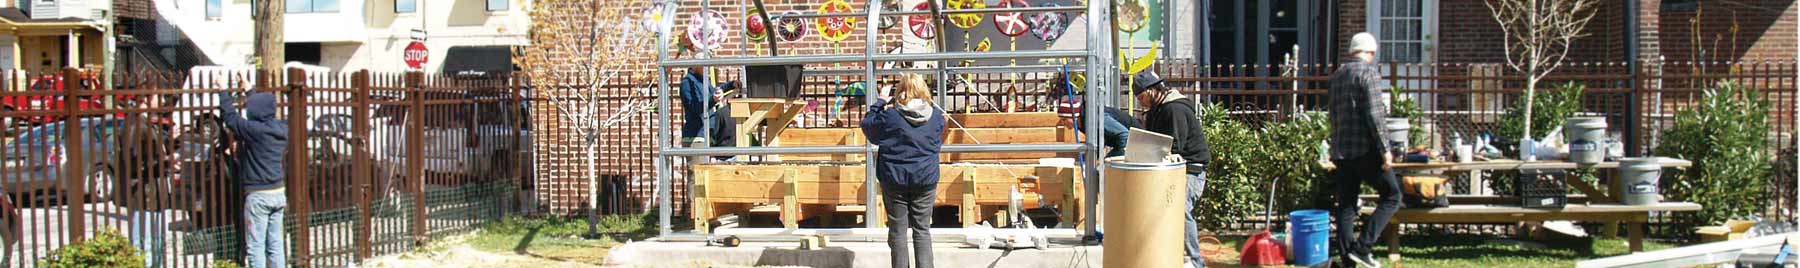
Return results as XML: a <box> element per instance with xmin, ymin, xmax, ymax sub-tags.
<box><xmin>1517</xmin><ymin>169</ymin><xmax>1569</xmax><ymax>208</ymax></box>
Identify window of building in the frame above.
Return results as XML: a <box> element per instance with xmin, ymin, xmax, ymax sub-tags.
<box><xmin>288</xmin><ymin>0</ymin><xmax>339</xmax><ymax>13</ymax></box>
<box><xmin>396</xmin><ymin>0</ymin><xmax>416</xmax><ymax>13</ymax></box>
<box><xmin>1367</xmin><ymin>0</ymin><xmax>1433</xmax><ymax>63</ymax></box>
<box><xmin>206</xmin><ymin>0</ymin><xmax>221</xmax><ymax>18</ymax></box>
<box><xmin>486</xmin><ymin>0</ymin><xmax>508</xmax><ymax>12</ymax></box>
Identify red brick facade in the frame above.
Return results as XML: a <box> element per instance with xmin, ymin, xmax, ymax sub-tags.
<box><xmin>1337</xmin><ymin>0</ymin><xmax>1796</xmax><ymax>63</ymax></box>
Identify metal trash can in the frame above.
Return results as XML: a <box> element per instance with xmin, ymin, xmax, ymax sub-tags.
<box><xmin>1103</xmin><ymin>157</ymin><xmax>1188</xmax><ymax>268</ymax></box>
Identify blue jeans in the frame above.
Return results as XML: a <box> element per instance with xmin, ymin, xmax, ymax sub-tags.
<box><xmin>1184</xmin><ymin>172</ymin><xmax>1208</xmax><ymax>267</ymax></box>
<box><xmin>1101</xmin><ymin>115</ymin><xmax>1130</xmax><ymax>158</ymax></box>
<box><xmin>244</xmin><ymin>191</ymin><xmax>287</xmax><ymax>268</ymax></box>
<box><xmin>131</xmin><ymin>211</ymin><xmax>165</xmax><ymax>268</ymax></box>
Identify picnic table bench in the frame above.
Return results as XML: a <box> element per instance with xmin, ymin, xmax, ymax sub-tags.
<box><xmin>1329</xmin><ymin>158</ymin><xmax>1704</xmax><ymax>264</ymax></box>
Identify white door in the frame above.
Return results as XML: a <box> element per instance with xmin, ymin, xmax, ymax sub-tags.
<box><xmin>1365</xmin><ymin>0</ymin><xmax>1438</xmax><ymax>95</ymax></box>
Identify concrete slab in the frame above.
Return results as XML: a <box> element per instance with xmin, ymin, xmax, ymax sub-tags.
<box><xmin>613</xmin><ymin>241</ymin><xmax>1104</xmax><ymax>268</ymax></box>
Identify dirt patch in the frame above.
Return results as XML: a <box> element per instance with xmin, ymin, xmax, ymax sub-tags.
<box><xmin>361</xmin><ymin>245</ymin><xmax>608</xmax><ymax>268</ymax></box>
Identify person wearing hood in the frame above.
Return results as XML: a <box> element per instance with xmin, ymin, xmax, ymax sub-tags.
<box><xmin>1134</xmin><ymin>70</ymin><xmax>1213</xmax><ymax>268</ymax></box>
<box><xmin>861</xmin><ymin>73</ymin><xmax>945</xmax><ymax>268</ymax></box>
<box><xmin>679</xmin><ymin>67</ymin><xmax>739</xmax><ymax>161</ymax></box>
<box><xmin>219</xmin><ymin>90</ymin><xmax>289</xmax><ymax>268</ymax></box>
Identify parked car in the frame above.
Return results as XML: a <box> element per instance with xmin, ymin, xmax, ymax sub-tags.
<box><xmin>0</xmin><ymin>118</ymin><xmax>123</xmax><ymax>205</ymax></box>
<box><xmin>370</xmin><ymin>90</ymin><xmax>524</xmax><ymax>184</ymax></box>
<box><xmin>0</xmin><ymin>74</ymin><xmax>107</xmax><ymax>130</ymax></box>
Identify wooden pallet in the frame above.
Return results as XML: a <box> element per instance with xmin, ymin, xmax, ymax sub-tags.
<box><xmin>691</xmin><ymin>163</ymin><xmax>1085</xmax><ymax>233</ymax></box>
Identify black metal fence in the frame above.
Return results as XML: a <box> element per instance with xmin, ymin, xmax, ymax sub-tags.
<box><xmin>0</xmin><ymin>68</ymin><xmax>525</xmax><ymax>267</ymax></box>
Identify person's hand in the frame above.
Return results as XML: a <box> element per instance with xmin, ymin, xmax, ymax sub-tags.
<box><xmin>1382</xmin><ymin>153</ymin><xmax>1394</xmax><ymax>170</ymax></box>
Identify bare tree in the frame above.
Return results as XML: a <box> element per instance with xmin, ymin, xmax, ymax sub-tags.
<box><xmin>515</xmin><ymin>0</ymin><xmax>662</xmax><ymax>234</ymax></box>
<box><xmin>1485</xmin><ymin>0</ymin><xmax>1598</xmax><ymax>155</ymax></box>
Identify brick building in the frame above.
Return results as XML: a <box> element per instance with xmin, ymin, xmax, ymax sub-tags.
<box><xmin>1191</xmin><ymin>0</ymin><xmax>1797</xmax><ymax>66</ymax></box>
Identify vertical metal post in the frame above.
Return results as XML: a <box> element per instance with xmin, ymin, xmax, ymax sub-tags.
<box><xmin>654</xmin><ymin>3</ymin><xmax>675</xmax><ymax>236</ymax></box>
<box><xmin>407</xmin><ymin>72</ymin><xmax>427</xmax><ymax>244</ymax></box>
<box><xmin>1624</xmin><ymin>0</ymin><xmax>1642</xmax><ymax>157</ymax></box>
<box><xmin>286</xmin><ymin>67</ymin><xmax>312</xmax><ymax>267</ymax></box>
<box><xmin>1082</xmin><ymin>0</ymin><xmax>1114</xmax><ymax>237</ymax></box>
<box><xmin>863</xmin><ymin>0</ymin><xmax>882</xmax><ymax>229</ymax></box>
<box><xmin>60</xmin><ymin>67</ymin><xmax>85</xmax><ymax>243</ymax></box>
<box><xmin>351</xmin><ymin>70</ymin><xmax>373</xmax><ymax>260</ymax></box>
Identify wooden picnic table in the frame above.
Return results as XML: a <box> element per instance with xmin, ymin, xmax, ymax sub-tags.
<box><xmin>1325</xmin><ymin>157</ymin><xmax>1692</xmax><ymax>203</ymax></box>
<box><xmin>1327</xmin><ymin>158</ymin><xmax>1701</xmax><ymax>265</ymax></box>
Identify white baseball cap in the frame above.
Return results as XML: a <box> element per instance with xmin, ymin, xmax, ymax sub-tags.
<box><xmin>1350</xmin><ymin>32</ymin><xmax>1379</xmax><ymax>53</ymax></box>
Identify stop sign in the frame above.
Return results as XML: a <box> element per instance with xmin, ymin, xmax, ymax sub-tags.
<box><xmin>403</xmin><ymin>41</ymin><xmax>429</xmax><ymax>70</ymax></box>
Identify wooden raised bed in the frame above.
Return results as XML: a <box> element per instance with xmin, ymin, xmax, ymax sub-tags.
<box><xmin>691</xmin><ymin>163</ymin><xmax>1084</xmax><ymax>232</ymax></box>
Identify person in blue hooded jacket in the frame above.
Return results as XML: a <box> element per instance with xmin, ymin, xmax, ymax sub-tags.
<box><xmin>219</xmin><ymin>90</ymin><xmax>288</xmax><ymax>268</ymax></box>
<box><xmin>680</xmin><ymin>67</ymin><xmax>739</xmax><ymax>159</ymax></box>
<box><xmin>861</xmin><ymin>74</ymin><xmax>945</xmax><ymax>268</ymax></box>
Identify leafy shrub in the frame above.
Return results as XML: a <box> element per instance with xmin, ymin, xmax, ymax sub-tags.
<box><xmin>1389</xmin><ymin>86</ymin><xmax>1429</xmax><ymax>147</ymax></box>
<box><xmin>38</xmin><ymin>228</ymin><xmax>144</xmax><ymax>268</ymax></box>
<box><xmin>1656</xmin><ymin>81</ymin><xmax>1770</xmax><ymax>233</ymax></box>
<box><xmin>1489</xmin><ymin>82</ymin><xmax>1586</xmax><ymax>194</ymax></box>
<box><xmin>1197</xmin><ymin>104</ymin><xmax>1333</xmax><ymax>230</ymax></box>
<box><xmin>212</xmin><ymin>259</ymin><xmax>242</xmax><ymax>268</ymax></box>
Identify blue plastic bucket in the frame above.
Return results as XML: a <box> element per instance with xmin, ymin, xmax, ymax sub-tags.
<box><xmin>1289</xmin><ymin>209</ymin><xmax>1332</xmax><ymax>267</ymax></box>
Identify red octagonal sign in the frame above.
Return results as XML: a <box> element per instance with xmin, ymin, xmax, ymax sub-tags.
<box><xmin>404</xmin><ymin>41</ymin><xmax>429</xmax><ymax>70</ymax></box>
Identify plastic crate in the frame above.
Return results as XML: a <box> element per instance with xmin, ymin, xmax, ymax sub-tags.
<box><xmin>1516</xmin><ymin>169</ymin><xmax>1568</xmax><ymax>208</ymax></box>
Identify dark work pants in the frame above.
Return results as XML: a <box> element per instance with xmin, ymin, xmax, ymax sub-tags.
<box><xmin>885</xmin><ymin>186</ymin><xmax>936</xmax><ymax>268</ymax></box>
<box><xmin>1331</xmin><ymin>151</ymin><xmax>1402</xmax><ymax>257</ymax></box>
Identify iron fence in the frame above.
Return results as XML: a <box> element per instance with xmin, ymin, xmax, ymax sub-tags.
<box><xmin>0</xmin><ymin>68</ymin><xmax>525</xmax><ymax>267</ymax></box>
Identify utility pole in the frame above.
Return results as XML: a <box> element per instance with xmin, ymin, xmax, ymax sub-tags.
<box><xmin>254</xmin><ymin>0</ymin><xmax>284</xmax><ymax>73</ymax></box>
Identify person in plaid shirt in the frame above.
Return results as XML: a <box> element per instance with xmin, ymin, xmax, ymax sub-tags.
<box><xmin>1329</xmin><ymin>32</ymin><xmax>1401</xmax><ymax>268</ymax></box>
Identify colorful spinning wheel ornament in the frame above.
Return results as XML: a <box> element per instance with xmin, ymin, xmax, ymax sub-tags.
<box><xmin>745</xmin><ymin>7</ymin><xmax>768</xmax><ymax>42</ymax></box>
<box><xmin>906</xmin><ymin>2</ymin><xmax>937</xmax><ymax>39</ymax></box>
<box><xmin>686</xmin><ymin>9</ymin><xmax>727</xmax><ymax>53</ymax></box>
<box><xmin>775</xmin><ymin>10</ymin><xmax>809</xmax><ymax>42</ymax></box>
<box><xmin>992</xmin><ymin>0</ymin><xmax>1030</xmax><ymax>37</ymax></box>
<box><xmin>1028</xmin><ymin>3</ymin><xmax>1069</xmax><ymax>41</ymax></box>
<box><xmin>946</xmin><ymin>0</ymin><xmax>986</xmax><ymax>29</ymax></box>
<box><xmin>638</xmin><ymin>1</ymin><xmax>679</xmax><ymax>34</ymax></box>
<box><xmin>879</xmin><ymin>1</ymin><xmax>899</xmax><ymax>30</ymax></box>
<box><xmin>815</xmin><ymin>0</ymin><xmax>857</xmax><ymax>42</ymax></box>
<box><xmin>1116</xmin><ymin>0</ymin><xmax>1148</xmax><ymax>33</ymax></box>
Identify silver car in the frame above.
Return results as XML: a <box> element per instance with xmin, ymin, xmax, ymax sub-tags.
<box><xmin>0</xmin><ymin>118</ymin><xmax>122</xmax><ymax>205</ymax></box>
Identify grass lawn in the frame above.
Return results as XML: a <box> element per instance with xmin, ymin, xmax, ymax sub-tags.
<box><xmin>1210</xmin><ymin>233</ymin><xmax>1678</xmax><ymax>268</ymax></box>
<box><xmin>461</xmin><ymin>214</ymin><xmax>659</xmax><ymax>265</ymax></box>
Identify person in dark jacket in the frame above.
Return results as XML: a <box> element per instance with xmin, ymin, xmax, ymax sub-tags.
<box><xmin>680</xmin><ymin>67</ymin><xmax>739</xmax><ymax>161</ymax></box>
<box><xmin>219</xmin><ymin>90</ymin><xmax>289</xmax><ymax>268</ymax></box>
<box><xmin>1133</xmin><ymin>70</ymin><xmax>1212</xmax><ymax>268</ymax></box>
<box><xmin>1328</xmin><ymin>32</ymin><xmax>1398</xmax><ymax>268</ymax></box>
<box><xmin>861</xmin><ymin>73</ymin><xmax>945</xmax><ymax>268</ymax></box>
<box><xmin>117</xmin><ymin>97</ymin><xmax>176</xmax><ymax>268</ymax></box>
<box><xmin>1053</xmin><ymin>72</ymin><xmax>1137</xmax><ymax>157</ymax></box>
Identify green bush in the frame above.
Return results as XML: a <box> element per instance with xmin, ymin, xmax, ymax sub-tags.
<box><xmin>1389</xmin><ymin>86</ymin><xmax>1429</xmax><ymax>147</ymax></box>
<box><xmin>38</xmin><ymin>228</ymin><xmax>144</xmax><ymax>268</ymax></box>
<box><xmin>1490</xmin><ymin>82</ymin><xmax>1587</xmax><ymax>194</ymax></box>
<box><xmin>1197</xmin><ymin>104</ymin><xmax>1333</xmax><ymax>230</ymax></box>
<box><xmin>1656</xmin><ymin>81</ymin><xmax>1771</xmax><ymax>233</ymax></box>
<box><xmin>212</xmin><ymin>259</ymin><xmax>242</xmax><ymax>268</ymax></box>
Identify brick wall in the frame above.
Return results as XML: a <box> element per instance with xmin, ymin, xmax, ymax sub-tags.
<box><xmin>1336</xmin><ymin>0</ymin><xmax>1795</xmax><ymax>63</ymax></box>
<box><xmin>1658</xmin><ymin>0</ymin><xmax>1798</xmax><ymax>62</ymax></box>
<box><xmin>113</xmin><ymin>0</ymin><xmax>153</xmax><ymax>21</ymax></box>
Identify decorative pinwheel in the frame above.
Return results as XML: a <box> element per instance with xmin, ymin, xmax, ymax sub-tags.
<box><xmin>1029</xmin><ymin>3</ymin><xmax>1069</xmax><ymax>41</ymax></box>
<box><xmin>993</xmin><ymin>0</ymin><xmax>1030</xmax><ymax>37</ymax></box>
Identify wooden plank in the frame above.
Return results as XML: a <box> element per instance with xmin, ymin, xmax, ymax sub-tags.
<box><xmin>962</xmin><ymin>170</ymin><xmax>980</xmax><ymax>227</ymax></box>
<box><xmin>775</xmin><ymin>127</ymin><xmax>1078</xmax><ymax>161</ymax></box>
<box><xmin>694</xmin><ymin>170</ymin><xmax>712</xmax><ymax>234</ymax></box>
<box><xmin>782</xmin><ymin>169</ymin><xmax>800</xmax><ymax>230</ymax></box>
<box><xmin>1628</xmin><ymin>222</ymin><xmax>1646</xmax><ymax>252</ymax></box>
<box><xmin>692</xmin><ymin>164</ymin><xmax>1081</xmax><ymax>206</ymax></box>
<box><xmin>946</xmin><ymin>112</ymin><xmax>1063</xmax><ymax>128</ymax></box>
<box><xmin>1359</xmin><ymin>202</ymin><xmax>1701</xmax><ymax>215</ymax></box>
<box><xmin>1356</xmin><ymin>203</ymin><xmax>1702</xmax><ymax>224</ymax></box>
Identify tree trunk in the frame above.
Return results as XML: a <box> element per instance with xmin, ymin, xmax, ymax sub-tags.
<box><xmin>585</xmin><ymin>138</ymin><xmax>599</xmax><ymax>235</ymax></box>
<box><xmin>1523</xmin><ymin>76</ymin><xmax>1538</xmax><ymax>161</ymax></box>
<box><xmin>254</xmin><ymin>0</ymin><xmax>285</xmax><ymax>73</ymax></box>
